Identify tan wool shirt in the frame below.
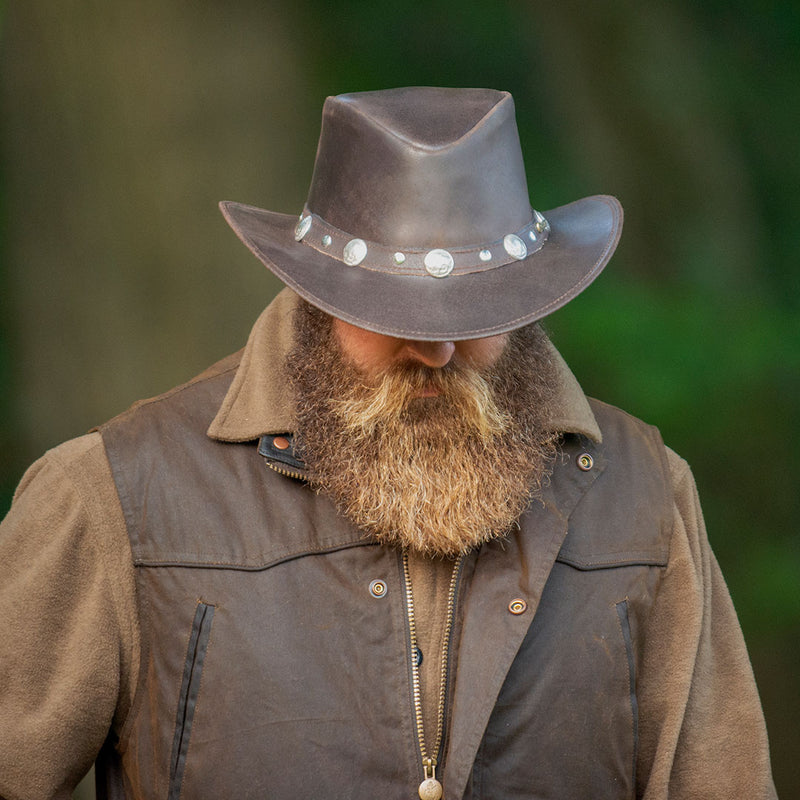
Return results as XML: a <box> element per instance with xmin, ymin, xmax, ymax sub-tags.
<box><xmin>0</xmin><ymin>289</ymin><xmax>777</xmax><ymax>799</ymax></box>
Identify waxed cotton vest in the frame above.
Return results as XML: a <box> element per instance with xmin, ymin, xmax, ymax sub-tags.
<box><xmin>97</xmin><ymin>353</ymin><xmax>672</xmax><ymax>800</ymax></box>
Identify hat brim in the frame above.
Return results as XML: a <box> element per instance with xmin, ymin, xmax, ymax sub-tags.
<box><xmin>219</xmin><ymin>195</ymin><xmax>622</xmax><ymax>341</ymax></box>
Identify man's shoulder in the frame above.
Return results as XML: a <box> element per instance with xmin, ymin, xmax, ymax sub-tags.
<box><xmin>583</xmin><ymin>396</ymin><xmax>674</xmax><ymax>501</ymax></box>
<box><xmin>584</xmin><ymin>397</ymin><xmax>690</xmax><ymax>486</ymax></box>
<box><xmin>10</xmin><ymin>432</ymin><xmax>108</xmax><ymax>507</ymax></box>
<box><xmin>585</xmin><ymin>396</ymin><xmax>663</xmax><ymax>439</ymax></box>
<box><xmin>551</xmin><ymin>397</ymin><xmax>676</xmax><ymax>568</ymax></box>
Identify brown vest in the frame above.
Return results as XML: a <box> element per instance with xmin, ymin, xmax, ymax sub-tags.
<box><xmin>97</xmin><ymin>353</ymin><xmax>672</xmax><ymax>800</ymax></box>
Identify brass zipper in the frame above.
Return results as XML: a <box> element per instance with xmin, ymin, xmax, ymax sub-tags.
<box><xmin>403</xmin><ymin>550</ymin><xmax>464</xmax><ymax>800</ymax></box>
<box><xmin>264</xmin><ymin>460</ymin><xmax>307</xmax><ymax>481</ymax></box>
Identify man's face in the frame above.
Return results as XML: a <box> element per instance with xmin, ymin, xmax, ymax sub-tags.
<box><xmin>331</xmin><ymin>318</ymin><xmax>509</xmax><ymax>385</ymax></box>
<box><xmin>286</xmin><ymin>302</ymin><xmax>559</xmax><ymax>558</ymax></box>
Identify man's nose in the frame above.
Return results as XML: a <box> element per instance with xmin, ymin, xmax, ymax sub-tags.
<box><xmin>402</xmin><ymin>339</ymin><xmax>456</xmax><ymax>368</ymax></box>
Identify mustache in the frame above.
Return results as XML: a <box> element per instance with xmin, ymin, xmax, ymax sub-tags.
<box><xmin>330</xmin><ymin>359</ymin><xmax>511</xmax><ymax>441</ymax></box>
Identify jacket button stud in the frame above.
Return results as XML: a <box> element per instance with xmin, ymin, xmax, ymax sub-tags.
<box><xmin>369</xmin><ymin>579</ymin><xmax>387</xmax><ymax>598</ymax></box>
<box><xmin>576</xmin><ymin>453</ymin><xmax>593</xmax><ymax>471</ymax></box>
<box><xmin>508</xmin><ymin>598</ymin><xmax>527</xmax><ymax>615</ymax></box>
<box><xmin>273</xmin><ymin>436</ymin><xmax>290</xmax><ymax>451</ymax></box>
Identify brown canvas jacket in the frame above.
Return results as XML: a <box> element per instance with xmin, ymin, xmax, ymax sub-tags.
<box><xmin>0</xmin><ymin>289</ymin><xmax>777</xmax><ymax>799</ymax></box>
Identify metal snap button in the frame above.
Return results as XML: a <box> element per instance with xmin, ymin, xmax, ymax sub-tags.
<box><xmin>369</xmin><ymin>579</ymin><xmax>387</xmax><ymax>598</ymax></box>
<box><xmin>273</xmin><ymin>436</ymin><xmax>290</xmax><ymax>451</ymax></box>
<box><xmin>576</xmin><ymin>453</ymin><xmax>594</xmax><ymax>471</ymax></box>
<box><xmin>508</xmin><ymin>598</ymin><xmax>527</xmax><ymax>615</ymax></box>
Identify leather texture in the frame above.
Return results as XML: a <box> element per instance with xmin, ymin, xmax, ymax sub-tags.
<box><xmin>219</xmin><ymin>87</ymin><xmax>623</xmax><ymax>340</ymax></box>
<box><xmin>97</xmin><ymin>353</ymin><xmax>672</xmax><ymax>799</ymax></box>
<box><xmin>307</xmin><ymin>88</ymin><xmax>530</xmax><ymax>246</ymax></box>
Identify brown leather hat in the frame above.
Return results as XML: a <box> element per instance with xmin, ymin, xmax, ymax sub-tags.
<box><xmin>220</xmin><ymin>87</ymin><xmax>622</xmax><ymax>341</ymax></box>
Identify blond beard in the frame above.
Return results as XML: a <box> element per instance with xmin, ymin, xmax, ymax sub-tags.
<box><xmin>286</xmin><ymin>303</ymin><xmax>560</xmax><ymax>558</ymax></box>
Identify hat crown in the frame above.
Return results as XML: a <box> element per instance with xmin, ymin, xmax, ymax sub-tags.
<box><xmin>306</xmin><ymin>87</ymin><xmax>532</xmax><ymax>247</ymax></box>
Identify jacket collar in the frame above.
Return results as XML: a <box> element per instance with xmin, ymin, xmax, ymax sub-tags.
<box><xmin>207</xmin><ymin>288</ymin><xmax>602</xmax><ymax>444</ymax></box>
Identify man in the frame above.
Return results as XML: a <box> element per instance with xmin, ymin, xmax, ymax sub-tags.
<box><xmin>0</xmin><ymin>88</ymin><xmax>776</xmax><ymax>799</ymax></box>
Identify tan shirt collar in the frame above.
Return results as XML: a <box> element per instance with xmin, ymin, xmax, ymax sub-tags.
<box><xmin>207</xmin><ymin>288</ymin><xmax>602</xmax><ymax>444</ymax></box>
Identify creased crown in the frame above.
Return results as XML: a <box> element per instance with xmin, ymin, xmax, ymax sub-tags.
<box><xmin>305</xmin><ymin>87</ymin><xmax>532</xmax><ymax>248</ymax></box>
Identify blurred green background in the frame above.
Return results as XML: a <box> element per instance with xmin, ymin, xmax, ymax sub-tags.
<box><xmin>1</xmin><ymin>1</ymin><xmax>797</xmax><ymax>797</ymax></box>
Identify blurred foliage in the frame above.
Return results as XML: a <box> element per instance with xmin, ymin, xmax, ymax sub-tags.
<box><xmin>1</xmin><ymin>0</ymin><xmax>798</xmax><ymax>796</ymax></box>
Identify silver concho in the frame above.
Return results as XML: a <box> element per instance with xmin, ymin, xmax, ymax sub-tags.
<box><xmin>534</xmin><ymin>210</ymin><xmax>550</xmax><ymax>234</ymax></box>
<box><xmin>423</xmin><ymin>249</ymin><xmax>455</xmax><ymax>277</ymax></box>
<box><xmin>394</xmin><ymin>251</ymin><xmax>406</xmax><ymax>265</ymax></box>
<box><xmin>479</xmin><ymin>249</ymin><xmax>492</xmax><ymax>262</ymax></box>
<box><xmin>294</xmin><ymin>214</ymin><xmax>312</xmax><ymax>241</ymax></box>
<box><xmin>321</xmin><ymin>234</ymin><xmax>332</xmax><ymax>247</ymax></box>
<box><xmin>528</xmin><ymin>229</ymin><xmax>538</xmax><ymax>242</ymax></box>
<box><xmin>503</xmin><ymin>233</ymin><xmax>527</xmax><ymax>260</ymax></box>
<box><xmin>343</xmin><ymin>238</ymin><xmax>368</xmax><ymax>266</ymax></box>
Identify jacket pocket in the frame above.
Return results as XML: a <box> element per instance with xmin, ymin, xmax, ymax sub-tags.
<box><xmin>168</xmin><ymin>601</ymin><xmax>215</xmax><ymax>800</ymax></box>
<box><xmin>615</xmin><ymin>599</ymin><xmax>638</xmax><ymax>794</ymax></box>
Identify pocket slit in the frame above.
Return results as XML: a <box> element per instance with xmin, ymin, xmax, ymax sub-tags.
<box><xmin>168</xmin><ymin>601</ymin><xmax>215</xmax><ymax>800</ymax></box>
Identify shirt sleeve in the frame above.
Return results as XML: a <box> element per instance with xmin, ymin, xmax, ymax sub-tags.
<box><xmin>637</xmin><ymin>448</ymin><xmax>777</xmax><ymax>799</ymax></box>
<box><xmin>0</xmin><ymin>433</ymin><xmax>140</xmax><ymax>800</ymax></box>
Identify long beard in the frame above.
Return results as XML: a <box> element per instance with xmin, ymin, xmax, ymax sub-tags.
<box><xmin>286</xmin><ymin>303</ymin><xmax>560</xmax><ymax>558</ymax></box>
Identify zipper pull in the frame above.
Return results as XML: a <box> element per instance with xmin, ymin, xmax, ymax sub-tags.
<box><xmin>418</xmin><ymin>757</ymin><xmax>443</xmax><ymax>800</ymax></box>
